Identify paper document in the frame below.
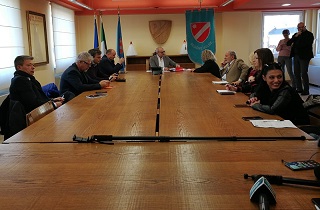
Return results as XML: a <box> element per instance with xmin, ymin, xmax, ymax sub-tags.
<box><xmin>216</xmin><ymin>90</ymin><xmax>236</xmax><ymax>95</ymax></box>
<box><xmin>250</xmin><ymin>120</ymin><xmax>296</xmax><ymax>128</ymax></box>
<box><xmin>212</xmin><ymin>81</ymin><xmax>228</xmax><ymax>85</ymax></box>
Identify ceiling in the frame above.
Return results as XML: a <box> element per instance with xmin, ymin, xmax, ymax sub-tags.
<box><xmin>50</xmin><ymin>0</ymin><xmax>320</xmax><ymax>15</ymax></box>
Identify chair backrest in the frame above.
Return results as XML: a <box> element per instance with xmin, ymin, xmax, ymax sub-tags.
<box><xmin>0</xmin><ymin>95</ymin><xmax>10</xmax><ymax>135</ymax></box>
<box><xmin>146</xmin><ymin>59</ymin><xmax>150</xmax><ymax>71</ymax></box>
<box><xmin>26</xmin><ymin>101</ymin><xmax>54</xmax><ymax>126</ymax></box>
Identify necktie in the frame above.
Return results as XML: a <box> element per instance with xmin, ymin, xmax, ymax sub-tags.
<box><xmin>225</xmin><ymin>63</ymin><xmax>231</xmax><ymax>75</ymax></box>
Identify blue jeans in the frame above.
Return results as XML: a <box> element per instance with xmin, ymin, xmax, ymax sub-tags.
<box><xmin>278</xmin><ymin>56</ymin><xmax>295</xmax><ymax>89</ymax></box>
<box><xmin>293</xmin><ymin>55</ymin><xmax>311</xmax><ymax>92</ymax></box>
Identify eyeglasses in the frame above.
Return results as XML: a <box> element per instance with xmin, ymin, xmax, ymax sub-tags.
<box><xmin>158</xmin><ymin>51</ymin><xmax>165</xmax><ymax>54</ymax></box>
<box><xmin>81</xmin><ymin>60</ymin><xmax>91</xmax><ymax>66</ymax></box>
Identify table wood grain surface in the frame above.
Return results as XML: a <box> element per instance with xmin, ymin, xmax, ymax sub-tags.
<box><xmin>6</xmin><ymin>72</ymin><xmax>161</xmax><ymax>143</ymax></box>
<box><xmin>1</xmin><ymin>71</ymin><xmax>318</xmax><ymax>209</ymax></box>
<box><xmin>159</xmin><ymin>72</ymin><xmax>311</xmax><ymax>139</ymax></box>
<box><xmin>0</xmin><ymin>141</ymin><xmax>319</xmax><ymax>209</ymax></box>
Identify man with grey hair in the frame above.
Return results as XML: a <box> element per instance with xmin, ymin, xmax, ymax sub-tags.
<box><xmin>220</xmin><ymin>50</ymin><xmax>249</xmax><ymax>85</ymax></box>
<box><xmin>60</xmin><ymin>52</ymin><xmax>109</xmax><ymax>96</ymax></box>
<box><xmin>149</xmin><ymin>47</ymin><xmax>180</xmax><ymax>71</ymax></box>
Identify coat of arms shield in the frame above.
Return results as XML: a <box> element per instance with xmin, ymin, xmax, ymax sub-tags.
<box><xmin>149</xmin><ymin>20</ymin><xmax>172</xmax><ymax>44</ymax></box>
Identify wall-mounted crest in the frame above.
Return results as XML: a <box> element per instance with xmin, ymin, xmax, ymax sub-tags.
<box><xmin>149</xmin><ymin>20</ymin><xmax>172</xmax><ymax>44</ymax></box>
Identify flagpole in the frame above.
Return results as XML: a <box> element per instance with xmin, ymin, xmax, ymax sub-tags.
<box><xmin>99</xmin><ymin>11</ymin><xmax>107</xmax><ymax>55</ymax></box>
<box><xmin>93</xmin><ymin>13</ymin><xmax>99</xmax><ymax>49</ymax></box>
<box><xmin>117</xmin><ymin>7</ymin><xmax>125</xmax><ymax>72</ymax></box>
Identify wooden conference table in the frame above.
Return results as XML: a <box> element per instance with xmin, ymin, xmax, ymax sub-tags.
<box><xmin>1</xmin><ymin>71</ymin><xmax>319</xmax><ymax>209</ymax></box>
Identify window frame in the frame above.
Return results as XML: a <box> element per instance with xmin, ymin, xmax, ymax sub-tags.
<box><xmin>316</xmin><ymin>9</ymin><xmax>320</xmax><ymax>56</ymax></box>
<box><xmin>262</xmin><ymin>11</ymin><xmax>304</xmax><ymax>56</ymax></box>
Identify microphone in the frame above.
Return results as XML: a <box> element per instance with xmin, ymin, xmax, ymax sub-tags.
<box><xmin>244</xmin><ymin>173</ymin><xmax>320</xmax><ymax>187</ymax></box>
<box><xmin>249</xmin><ymin>176</ymin><xmax>276</xmax><ymax>210</ymax></box>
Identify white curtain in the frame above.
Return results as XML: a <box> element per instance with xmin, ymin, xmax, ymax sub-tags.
<box><xmin>0</xmin><ymin>0</ymin><xmax>24</xmax><ymax>91</ymax></box>
<box><xmin>51</xmin><ymin>3</ymin><xmax>77</xmax><ymax>74</ymax></box>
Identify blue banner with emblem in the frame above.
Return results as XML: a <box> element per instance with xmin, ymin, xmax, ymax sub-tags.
<box><xmin>185</xmin><ymin>9</ymin><xmax>216</xmax><ymax>65</ymax></box>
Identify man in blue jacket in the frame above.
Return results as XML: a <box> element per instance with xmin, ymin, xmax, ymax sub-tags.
<box><xmin>60</xmin><ymin>52</ymin><xmax>109</xmax><ymax>96</ymax></box>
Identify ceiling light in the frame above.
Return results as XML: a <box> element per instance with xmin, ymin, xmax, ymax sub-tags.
<box><xmin>220</xmin><ymin>0</ymin><xmax>234</xmax><ymax>7</ymax></box>
<box><xmin>69</xmin><ymin>0</ymin><xmax>93</xmax><ymax>10</ymax></box>
<box><xmin>312</xmin><ymin>3</ymin><xmax>320</xmax><ymax>6</ymax></box>
<box><xmin>281</xmin><ymin>4</ymin><xmax>291</xmax><ymax>7</ymax></box>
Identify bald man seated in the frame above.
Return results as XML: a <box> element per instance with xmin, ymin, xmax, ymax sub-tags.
<box><xmin>149</xmin><ymin>47</ymin><xmax>180</xmax><ymax>71</ymax></box>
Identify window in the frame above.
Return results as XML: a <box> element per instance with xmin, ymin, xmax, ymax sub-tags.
<box><xmin>0</xmin><ymin>0</ymin><xmax>24</xmax><ymax>92</ymax></box>
<box><xmin>316</xmin><ymin>9</ymin><xmax>320</xmax><ymax>56</ymax></box>
<box><xmin>50</xmin><ymin>3</ymin><xmax>77</xmax><ymax>74</ymax></box>
<box><xmin>262</xmin><ymin>11</ymin><xmax>303</xmax><ymax>54</ymax></box>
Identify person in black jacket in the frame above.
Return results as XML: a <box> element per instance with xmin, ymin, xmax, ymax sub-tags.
<box><xmin>86</xmin><ymin>48</ymin><xmax>111</xmax><ymax>81</ymax></box>
<box><xmin>9</xmin><ymin>55</ymin><xmax>65</xmax><ymax>113</ymax></box>
<box><xmin>60</xmin><ymin>52</ymin><xmax>110</xmax><ymax>96</ymax></box>
<box><xmin>191</xmin><ymin>49</ymin><xmax>221</xmax><ymax>78</ymax></box>
<box><xmin>99</xmin><ymin>49</ymin><xmax>125</xmax><ymax>76</ymax></box>
<box><xmin>248</xmin><ymin>62</ymin><xmax>309</xmax><ymax>125</ymax></box>
<box><xmin>287</xmin><ymin>22</ymin><xmax>314</xmax><ymax>95</ymax></box>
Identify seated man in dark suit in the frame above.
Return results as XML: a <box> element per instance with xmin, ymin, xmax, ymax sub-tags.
<box><xmin>86</xmin><ymin>48</ymin><xmax>111</xmax><ymax>81</ymax></box>
<box><xmin>9</xmin><ymin>55</ymin><xmax>65</xmax><ymax>113</ymax></box>
<box><xmin>99</xmin><ymin>49</ymin><xmax>125</xmax><ymax>76</ymax></box>
<box><xmin>149</xmin><ymin>47</ymin><xmax>180</xmax><ymax>71</ymax></box>
<box><xmin>60</xmin><ymin>52</ymin><xmax>110</xmax><ymax>96</ymax></box>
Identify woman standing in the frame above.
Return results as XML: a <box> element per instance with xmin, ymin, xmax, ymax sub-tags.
<box><xmin>276</xmin><ymin>29</ymin><xmax>295</xmax><ymax>89</ymax></box>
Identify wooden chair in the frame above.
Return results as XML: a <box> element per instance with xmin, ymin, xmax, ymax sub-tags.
<box><xmin>26</xmin><ymin>101</ymin><xmax>54</xmax><ymax>126</ymax></box>
<box><xmin>146</xmin><ymin>59</ymin><xmax>150</xmax><ymax>71</ymax></box>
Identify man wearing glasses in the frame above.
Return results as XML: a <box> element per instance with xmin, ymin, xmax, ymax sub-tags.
<box><xmin>60</xmin><ymin>52</ymin><xmax>109</xmax><ymax>96</ymax></box>
<box><xmin>150</xmin><ymin>47</ymin><xmax>180</xmax><ymax>71</ymax></box>
<box><xmin>287</xmin><ymin>22</ymin><xmax>314</xmax><ymax>95</ymax></box>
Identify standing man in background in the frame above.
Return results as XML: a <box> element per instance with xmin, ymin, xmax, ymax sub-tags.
<box><xmin>287</xmin><ymin>22</ymin><xmax>314</xmax><ymax>95</ymax></box>
<box><xmin>149</xmin><ymin>47</ymin><xmax>180</xmax><ymax>71</ymax></box>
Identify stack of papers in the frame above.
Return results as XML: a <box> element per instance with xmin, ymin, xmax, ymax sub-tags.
<box><xmin>216</xmin><ymin>90</ymin><xmax>236</xmax><ymax>95</ymax></box>
<box><xmin>212</xmin><ymin>81</ymin><xmax>228</xmax><ymax>85</ymax></box>
<box><xmin>250</xmin><ymin>120</ymin><xmax>296</xmax><ymax>128</ymax></box>
<box><xmin>169</xmin><ymin>67</ymin><xmax>184</xmax><ymax>72</ymax></box>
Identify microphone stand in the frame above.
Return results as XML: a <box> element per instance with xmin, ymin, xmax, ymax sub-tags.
<box><xmin>73</xmin><ymin>134</ymin><xmax>306</xmax><ymax>143</ymax></box>
<box><xmin>244</xmin><ymin>174</ymin><xmax>320</xmax><ymax>187</ymax></box>
<box><xmin>259</xmin><ymin>193</ymin><xmax>270</xmax><ymax>210</ymax></box>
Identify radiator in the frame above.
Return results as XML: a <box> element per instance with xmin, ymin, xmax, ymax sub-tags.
<box><xmin>309</xmin><ymin>65</ymin><xmax>320</xmax><ymax>86</ymax></box>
